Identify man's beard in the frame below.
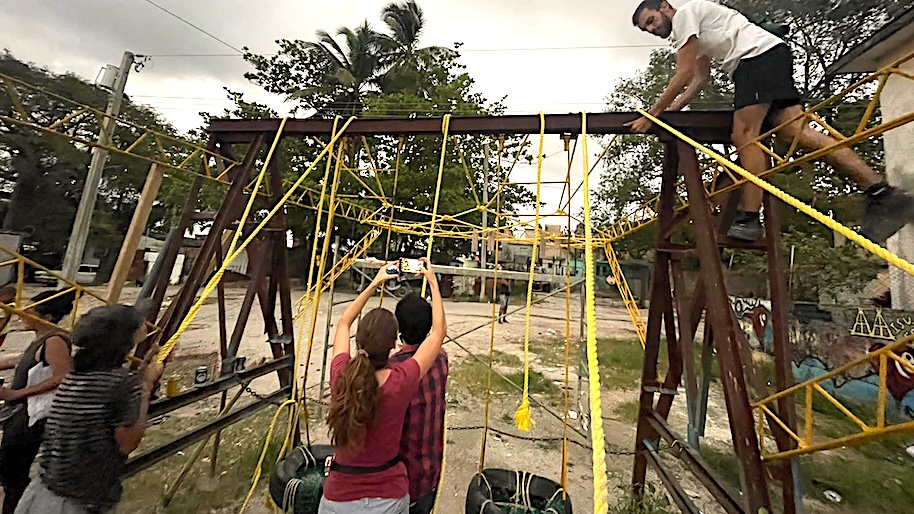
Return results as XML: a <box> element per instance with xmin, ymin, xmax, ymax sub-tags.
<box><xmin>657</xmin><ymin>15</ymin><xmax>673</xmax><ymax>38</ymax></box>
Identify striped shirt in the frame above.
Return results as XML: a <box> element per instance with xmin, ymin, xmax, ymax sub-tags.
<box><xmin>39</xmin><ymin>369</ymin><xmax>142</xmax><ymax>511</ymax></box>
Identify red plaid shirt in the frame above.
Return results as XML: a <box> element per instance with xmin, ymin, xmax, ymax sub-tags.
<box><xmin>389</xmin><ymin>344</ymin><xmax>448</xmax><ymax>500</ymax></box>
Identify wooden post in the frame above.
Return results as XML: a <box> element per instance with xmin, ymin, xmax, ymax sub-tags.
<box><xmin>107</xmin><ymin>163</ymin><xmax>164</xmax><ymax>303</ymax></box>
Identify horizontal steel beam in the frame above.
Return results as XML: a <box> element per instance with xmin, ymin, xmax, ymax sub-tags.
<box><xmin>353</xmin><ymin>259</ymin><xmax>571</xmax><ymax>284</ymax></box>
<box><xmin>149</xmin><ymin>355</ymin><xmax>292</xmax><ymax>418</ymax></box>
<box><xmin>124</xmin><ymin>386</ymin><xmax>291</xmax><ymax>478</ymax></box>
<box><xmin>209</xmin><ymin>111</ymin><xmax>733</xmax><ymax>143</ymax></box>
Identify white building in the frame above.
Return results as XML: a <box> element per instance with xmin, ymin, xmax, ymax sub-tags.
<box><xmin>827</xmin><ymin>6</ymin><xmax>914</xmax><ymax>309</ymax></box>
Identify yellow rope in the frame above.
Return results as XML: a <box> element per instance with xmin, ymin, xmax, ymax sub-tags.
<box><xmin>156</xmin><ymin>115</ymin><xmax>355</xmax><ymax>361</ymax></box>
<box><xmin>637</xmin><ymin>109</ymin><xmax>914</xmax><ymax>276</ymax></box>
<box><xmin>293</xmin><ymin>117</ymin><xmax>342</xmax><ymax>401</ymax></box>
<box><xmin>421</xmin><ymin>114</ymin><xmax>451</xmax><ymax>297</ymax></box>
<box><xmin>237</xmin><ymin>399</ymin><xmax>295</xmax><ymax>514</ymax></box>
<box><xmin>514</xmin><ymin>113</ymin><xmax>546</xmax><ymax>432</ymax></box>
<box><xmin>581</xmin><ymin>112</ymin><xmax>610</xmax><ymax>513</ymax></box>
<box><xmin>479</xmin><ymin>136</ymin><xmax>506</xmax><ymax>473</ymax></box>
<box><xmin>298</xmin><ymin>141</ymin><xmax>346</xmax><ymax>445</ymax></box>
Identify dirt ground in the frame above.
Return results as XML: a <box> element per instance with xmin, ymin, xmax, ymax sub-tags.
<box><xmin>0</xmin><ymin>283</ymin><xmax>789</xmax><ymax>513</ymax></box>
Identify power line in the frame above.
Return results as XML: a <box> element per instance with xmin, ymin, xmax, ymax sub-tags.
<box><xmin>142</xmin><ymin>0</ymin><xmax>244</xmax><ymax>55</ymax></box>
<box><xmin>142</xmin><ymin>43</ymin><xmax>664</xmax><ymax>59</ymax></box>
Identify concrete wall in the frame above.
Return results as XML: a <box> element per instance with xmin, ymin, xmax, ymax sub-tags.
<box><xmin>731</xmin><ymin>297</ymin><xmax>914</xmax><ymax>421</ymax></box>
<box><xmin>876</xmin><ymin>39</ymin><xmax>914</xmax><ymax>309</ymax></box>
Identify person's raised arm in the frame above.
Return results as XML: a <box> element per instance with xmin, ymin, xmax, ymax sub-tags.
<box><xmin>332</xmin><ymin>262</ymin><xmax>399</xmax><ymax>359</ymax></box>
<box><xmin>412</xmin><ymin>258</ymin><xmax>447</xmax><ymax>377</ymax></box>
<box><xmin>115</xmin><ymin>347</ymin><xmax>164</xmax><ymax>455</ymax></box>
<box><xmin>669</xmin><ymin>54</ymin><xmax>711</xmax><ymax>111</ymax></box>
<box><xmin>625</xmin><ymin>36</ymin><xmax>702</xmax><ymax>133</ymax></box>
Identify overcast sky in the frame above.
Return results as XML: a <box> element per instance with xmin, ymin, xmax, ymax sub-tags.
<box><xmin>0</xmin><ymin>0</ymin><xmax>669</xmax><ymax>230</ymax></box>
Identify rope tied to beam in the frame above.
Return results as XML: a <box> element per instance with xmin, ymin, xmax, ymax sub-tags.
<box><xmin>514</xmin><ymin>113</ymin><xmax>547</xmax><ymax>432</ymax></box>
<box><xmin>581</xmin><ymin>112</ymin><xmax>610</xmax><ymax>513</ymax></box>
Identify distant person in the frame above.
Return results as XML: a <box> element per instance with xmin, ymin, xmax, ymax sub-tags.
<box><xmin>390</xmin><ymin>293</ymin><xmax>448</xmax><ymax>514</ymax></box>
<box><xmin>0</xmin><ymin>286</ymin><xmax>18</xmax><ymax>349</ymax></box>
<box><xmin>627</xmin><ymin>0</ymin><xmax>914</xmax><ymax>243</ymax></box>
<box><xmin>320</xmin><ymin>259</ymin><xmax>446</xmax><ymax>514</ymax></box>
<box><xmin>0</xmin><ymin>290</ymin><xmax>75</xmax><ymax>514</ymax></box>
<box><xmin>497</xmin><ymin>277</ymin><xmax>511</xmax><ymax>324</ymax></box>
<box><xmin>14</xmin><ymin>302</ymin><xmax>164</xmax><ymax>514</ymax></box>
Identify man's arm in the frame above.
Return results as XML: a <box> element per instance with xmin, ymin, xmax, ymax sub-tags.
<box><xmin>669</xmin><ymin>55</ymin><xmax>712</xmax><ymax>111</ymax></box>
<box><xmin>625</xmin><ymin>36</ymin><xmax>702</xmax><ymax>132</ymax></box>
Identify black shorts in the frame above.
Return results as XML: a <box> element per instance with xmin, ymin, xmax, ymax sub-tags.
<box><xmin>0</xmin><ymin>410</ymin><xmax>44</xmax><ymax>490</ymax></box>
<box><xmin>732</xmin><ymin>44</ymin><xmax>802</xmax><ymax>112</ymax></box>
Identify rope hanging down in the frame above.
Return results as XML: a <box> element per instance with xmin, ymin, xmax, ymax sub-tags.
<box><xmin>581</xmin><ymin>113</ymin><xmax>610</xmax><ymax>513</ymax></box>
<box><xmin>637</xmin><ymin>109</ymin><xmax>914</xmax><ymax>276</ymax></box>
<box><xmin>514</xmin><ymin>113</ymin><xmax>547</xmax><ymax>432</ymax></box>
<box><xmin>421</xmin><ymin>114</ymin><xmax>452</xmax><ymax>297</ymax></box>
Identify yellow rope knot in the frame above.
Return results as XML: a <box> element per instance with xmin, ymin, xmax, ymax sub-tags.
<box><xmin>514</xmin><ymin>398</ymin><xmax>534</xmax><ymax>431</ymax></box>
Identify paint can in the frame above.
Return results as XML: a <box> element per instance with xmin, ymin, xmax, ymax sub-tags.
<box><xmin>232</xmin><ymin>356</ymin><xmax>247</xmax><ymax>374</ymax></box>
<box><xmin>193</xmin><ymin>366</ymin><xmax>209</xmax><ymax>387</ymax></box>
<box><xmin>165</xmin><ymin>375</ymin><xmax>180</xmax><ymax>397</ymax></box>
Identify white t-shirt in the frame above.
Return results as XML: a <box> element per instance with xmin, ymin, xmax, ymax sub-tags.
<box><xmin>670</xmin><ymin>0</ymin><xmax>784</xmax><ymax>76</ymax></box>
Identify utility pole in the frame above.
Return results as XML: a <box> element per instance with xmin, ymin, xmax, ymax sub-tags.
<box><xmin>61</xmin><ymin>51</ymin><xmax>135</xmax><ymax>283</ymax></box>
<box><xmin>479</xmin><ymin>141</ymin><xmax>490</xmax><ymax>302</ymax></box>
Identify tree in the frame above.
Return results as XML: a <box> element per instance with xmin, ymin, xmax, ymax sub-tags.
<box><xmin>235</xmin><ymin>1</ymin><xmax>533</xmax><ymax>265</ymax></box>
<box><xmin>0</xmin><ymin>52</ymin><xmax>186</xmax><ymax>274</ymax></box>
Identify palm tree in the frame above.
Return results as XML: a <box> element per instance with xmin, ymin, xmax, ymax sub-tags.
<box><xmin>377</xmin><ymin>0</ymin><xmax>454</xmax><ymax>93</ymax></box>
<box><xmin>304</xmin><ymin>21</ymin><xmax>385</xmax><ymax>115</ymax></box>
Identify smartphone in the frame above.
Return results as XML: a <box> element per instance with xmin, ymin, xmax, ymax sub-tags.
<box><xmin>398</xmin><ymin>258</ymin><xmax>425</xmax><ymax>275</ymax></box>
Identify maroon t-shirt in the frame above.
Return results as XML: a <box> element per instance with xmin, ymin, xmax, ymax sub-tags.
<box><xmin>322</xmin><ymin>353</ymin><xmax>421</xmax><ymax>502</ymax></box>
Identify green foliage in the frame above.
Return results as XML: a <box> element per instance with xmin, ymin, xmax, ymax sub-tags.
<box><xmin>450</xmin><ymin>359</ymin><xmax>560</xmax><ymax>397</ymax></box>
<box><xmin>0</xmin><ymin>51</ymin><xmax>185</xmax><ymax>272</ymax></box>
<box><xmin>237</xmin><ymin>1</ymin><xmax>534</xmax><ymax>264</ymax></box>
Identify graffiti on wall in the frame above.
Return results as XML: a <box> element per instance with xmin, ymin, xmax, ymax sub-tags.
<box><xmin>728</xmin><ymin>298</ymin><xmax>914</xmax><ymax>421</ymax></box>
<box><xmin>729</xmin><ymin>296</ymin><xmax>773</xmax><ymax>353</ymax></box>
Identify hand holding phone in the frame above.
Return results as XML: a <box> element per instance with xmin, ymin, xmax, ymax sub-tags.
<box><xmin>398</xmin><ymin>258</ymin><xmax>426</xmax><ymax>275</ymax></box>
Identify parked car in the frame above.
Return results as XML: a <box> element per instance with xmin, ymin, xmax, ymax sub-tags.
<box><xmin>34</xmin><ymin>264</ymin><xmax>99</xmax><ymax>285</ymax></box>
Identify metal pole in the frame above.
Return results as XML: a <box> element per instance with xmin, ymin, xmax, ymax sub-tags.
<box><xmin>317</xmin><ymin>235</ymin><xmax>340</xmax><ymax>416</ymax></box>
<box><xmin>61</xmin><ymin>51</ymin><xmax>135</xmax><ymax>283</ymax></box>
<box><xmin>480</xmin><ymin>141</ymin><xmax>490</xmax><ymax>302</ymax></box>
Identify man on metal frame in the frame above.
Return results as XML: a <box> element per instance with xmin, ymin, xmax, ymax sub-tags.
<box><xmin>627</xmin><ymin>0</ymin><xmax>914</xmax><ymax>243</ymax></box>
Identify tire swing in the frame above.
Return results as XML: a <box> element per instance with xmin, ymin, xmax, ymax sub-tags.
<box><xmin>465</xmin><ymin>123</ymin><xmax>572</xmax><ymax>514</ymax></box>
<box><xmin>268</xmin><ymin>444</ymin><xmax>334</xmax><ymax>513</ymax></box>
<box><xmin>466</xmin><ymin>469</ymin><xmax>572</xmax><ymax>514</ymax></box>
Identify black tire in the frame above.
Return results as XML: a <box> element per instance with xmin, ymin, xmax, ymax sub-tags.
<box><xmin>465</xmin><ymin>469</ymin><xmax>572</xmax><ymax>513</ymax></box>
<box><xmin>269</xmin><ymin>444</ymin><xmax>334</xmax><ymax>513</ymax></box>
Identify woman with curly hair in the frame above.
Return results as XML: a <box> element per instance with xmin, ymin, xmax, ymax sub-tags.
<box><xmin>14</xmin><ymin>301</ymin><xmax>163</xmax><ymax>514</ymax></box>
<box><xmin>319</xmin><ymin>259</ymin><xmax>446</xmax><ymax>514</ymax></box>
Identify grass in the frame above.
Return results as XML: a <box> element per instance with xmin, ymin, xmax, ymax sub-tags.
<box><xmin>698</xmin><ymin>393</ymin><xmax>914</xmax><ymax>514</ymax></box>
<box><xmin>450</xmin><ymin>359</ymin><xmax>560</xmax><ymax>397</ymax></box>
<box><xmin>607</xmin><ymin>482</ymin><xmax>677</xmax><ymax>514</ymax></box>
<box><xmin>119</xmin><ymin>405</ymin><xmax>291</xmax><ymax>513</ymax></box>
<box><xmin>529</xmin><ymin>337</ymin><xmax>576</xmax><ymax>366</ymax></box>
<box><xmin>614</xmin><ymin>399</ymin><xmax>641</xmax><ymax>423</ymax></box>
<box><xmin>596</xmin><ymin>338</ymin><xmax>649</xmax><ymax>390</ymax></box>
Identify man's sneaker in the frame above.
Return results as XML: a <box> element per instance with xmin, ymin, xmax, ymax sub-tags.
<box><xmin>862</xmin><ymin>184</ymin><xmax>914</xmax><ymax>244</ymax></box>
<box><xmin>726</xmin><ymin>213</ymin><xmax>764</xmax><ymax>242</ymax></box>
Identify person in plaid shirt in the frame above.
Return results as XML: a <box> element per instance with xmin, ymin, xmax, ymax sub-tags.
<box><xmin>390</xmin><ymin>293</ymin><xmax>448</xmax><ymax>514</ymax></box>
